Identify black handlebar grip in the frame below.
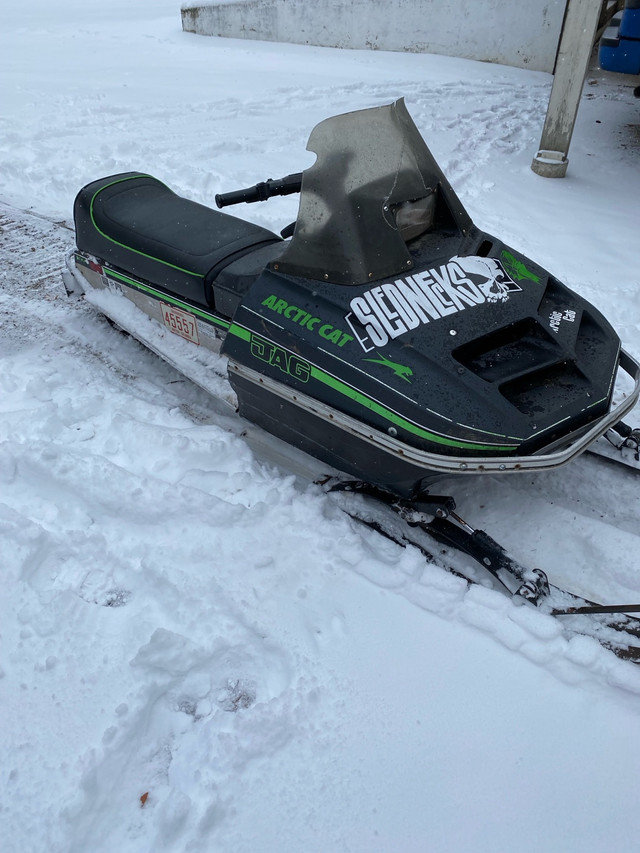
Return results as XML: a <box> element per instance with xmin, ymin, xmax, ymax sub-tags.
<box><xmin>215</xmin><ymin>173</ymin><xmax>303</xmax><ymax>208</ymax></box>
<box><xmin>215</xmin><ymin>187</ymin><xmax>262</xmax><ymax>208</ymax></box>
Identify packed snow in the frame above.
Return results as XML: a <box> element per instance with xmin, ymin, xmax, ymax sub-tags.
<box><xmin>2</xmin><ymin>2</ymin><xmax>640</xmax><ymax>851</ymax></box>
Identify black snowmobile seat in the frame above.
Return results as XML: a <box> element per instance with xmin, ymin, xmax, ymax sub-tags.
<box><xmin>74</xmin><ymin>172</ymin><xmax>282</xmax><ymax>310</ymax></box>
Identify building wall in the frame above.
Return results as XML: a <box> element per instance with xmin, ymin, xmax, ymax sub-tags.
<box><xmin>181</xmin><ymin>0</ymin><xmax>567</xmax><ymax>73</ymax></box>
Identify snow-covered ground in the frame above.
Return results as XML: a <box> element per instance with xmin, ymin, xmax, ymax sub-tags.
<box><xmin>2</xmin><ymin>3</ymin><xmax>640</xmax><ymax>851</ymax></box>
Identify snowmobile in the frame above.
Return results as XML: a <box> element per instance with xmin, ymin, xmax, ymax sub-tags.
<box><xmin>66</xmin><ymin>99</ymin><xmax>640</xmax><ymax>659</ymax></box>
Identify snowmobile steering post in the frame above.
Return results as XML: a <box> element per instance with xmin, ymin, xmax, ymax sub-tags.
<box><xmin>215</xmin><ymin>172</ymin><xmax>303</xmax><ymax>208</ymax></box>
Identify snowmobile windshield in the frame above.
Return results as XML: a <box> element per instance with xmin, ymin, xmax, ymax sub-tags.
<box><xmin>275</xmin><ymin>98</ymin><xmax>471</xmax><ymax>286</ymax></box>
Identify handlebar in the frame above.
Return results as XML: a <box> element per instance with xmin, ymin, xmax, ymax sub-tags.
<box><xmin>215</xmin><ymin>172</ymin><xmax>303</xmax><ymax>208</ymax></box>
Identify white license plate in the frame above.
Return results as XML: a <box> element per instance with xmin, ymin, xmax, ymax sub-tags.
<box><xmin>161</xmin><ymin>303</ymin><xmax>200</xmax><ymax>345</ymax></box>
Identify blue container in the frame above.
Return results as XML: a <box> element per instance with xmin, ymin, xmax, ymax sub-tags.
<box><xmin>619</xmin><ymin>6</ymin><xmax>640</xmax><ymax>39</ymax></box>
<box><xmin>599</xmin><ymin>1</ymin><xmax>640</xmax><ymax>75</ymax></box>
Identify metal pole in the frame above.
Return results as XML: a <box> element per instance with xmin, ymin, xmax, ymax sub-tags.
<box><xmin>531</xmin><ymin>0</ymin><xmax>603</xmax><ymax>178</ymax></box>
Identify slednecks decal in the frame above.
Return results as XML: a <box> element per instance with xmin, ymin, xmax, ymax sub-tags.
<box><xmin>346</xmin><ymin>255</ymin><xmax>522</xmax><ymax>353</ymax></box>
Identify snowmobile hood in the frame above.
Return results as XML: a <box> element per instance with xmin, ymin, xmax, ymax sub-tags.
<box><xmin>276</xmin><ymin>99</ymin><xmax>472</xmax><ymax>285</ymax></box>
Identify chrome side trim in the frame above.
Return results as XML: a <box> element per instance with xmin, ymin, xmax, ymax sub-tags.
<box><xmin>229</xmin><ymin>350</ymin><xmax>640</xmax><ymax>476</ymax></box>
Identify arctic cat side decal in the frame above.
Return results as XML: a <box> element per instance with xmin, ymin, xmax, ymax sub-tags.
<box><xmin>260</xmin><ymin>294</ymin><xmax>353</xmax><ymax>348</ymax></box>
<box><xmin>346</xmin><ymin>256</ymin><xmax>522</xmax><ymax>353</ymax></box>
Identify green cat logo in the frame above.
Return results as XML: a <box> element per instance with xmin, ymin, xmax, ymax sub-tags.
<box><xmin>500</xmin><ymin>250</ymin><xmax>540</xmax><ymax>283</ymax></box>
<box><xmin>364</xmin><ymin>352</ymin><xmax>413</xmax><ymax>383</ymax></box>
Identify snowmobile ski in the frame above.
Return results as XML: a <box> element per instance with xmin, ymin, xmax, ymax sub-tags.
<box><xmin>585</xmin><ymin>421</ymin><xmax>640</xmax><ymax>472</ymax></box>
<box><xmin>324</xmin><ymin>479</ymin><xmax>640</xmax><ymax>662</ymax></box>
